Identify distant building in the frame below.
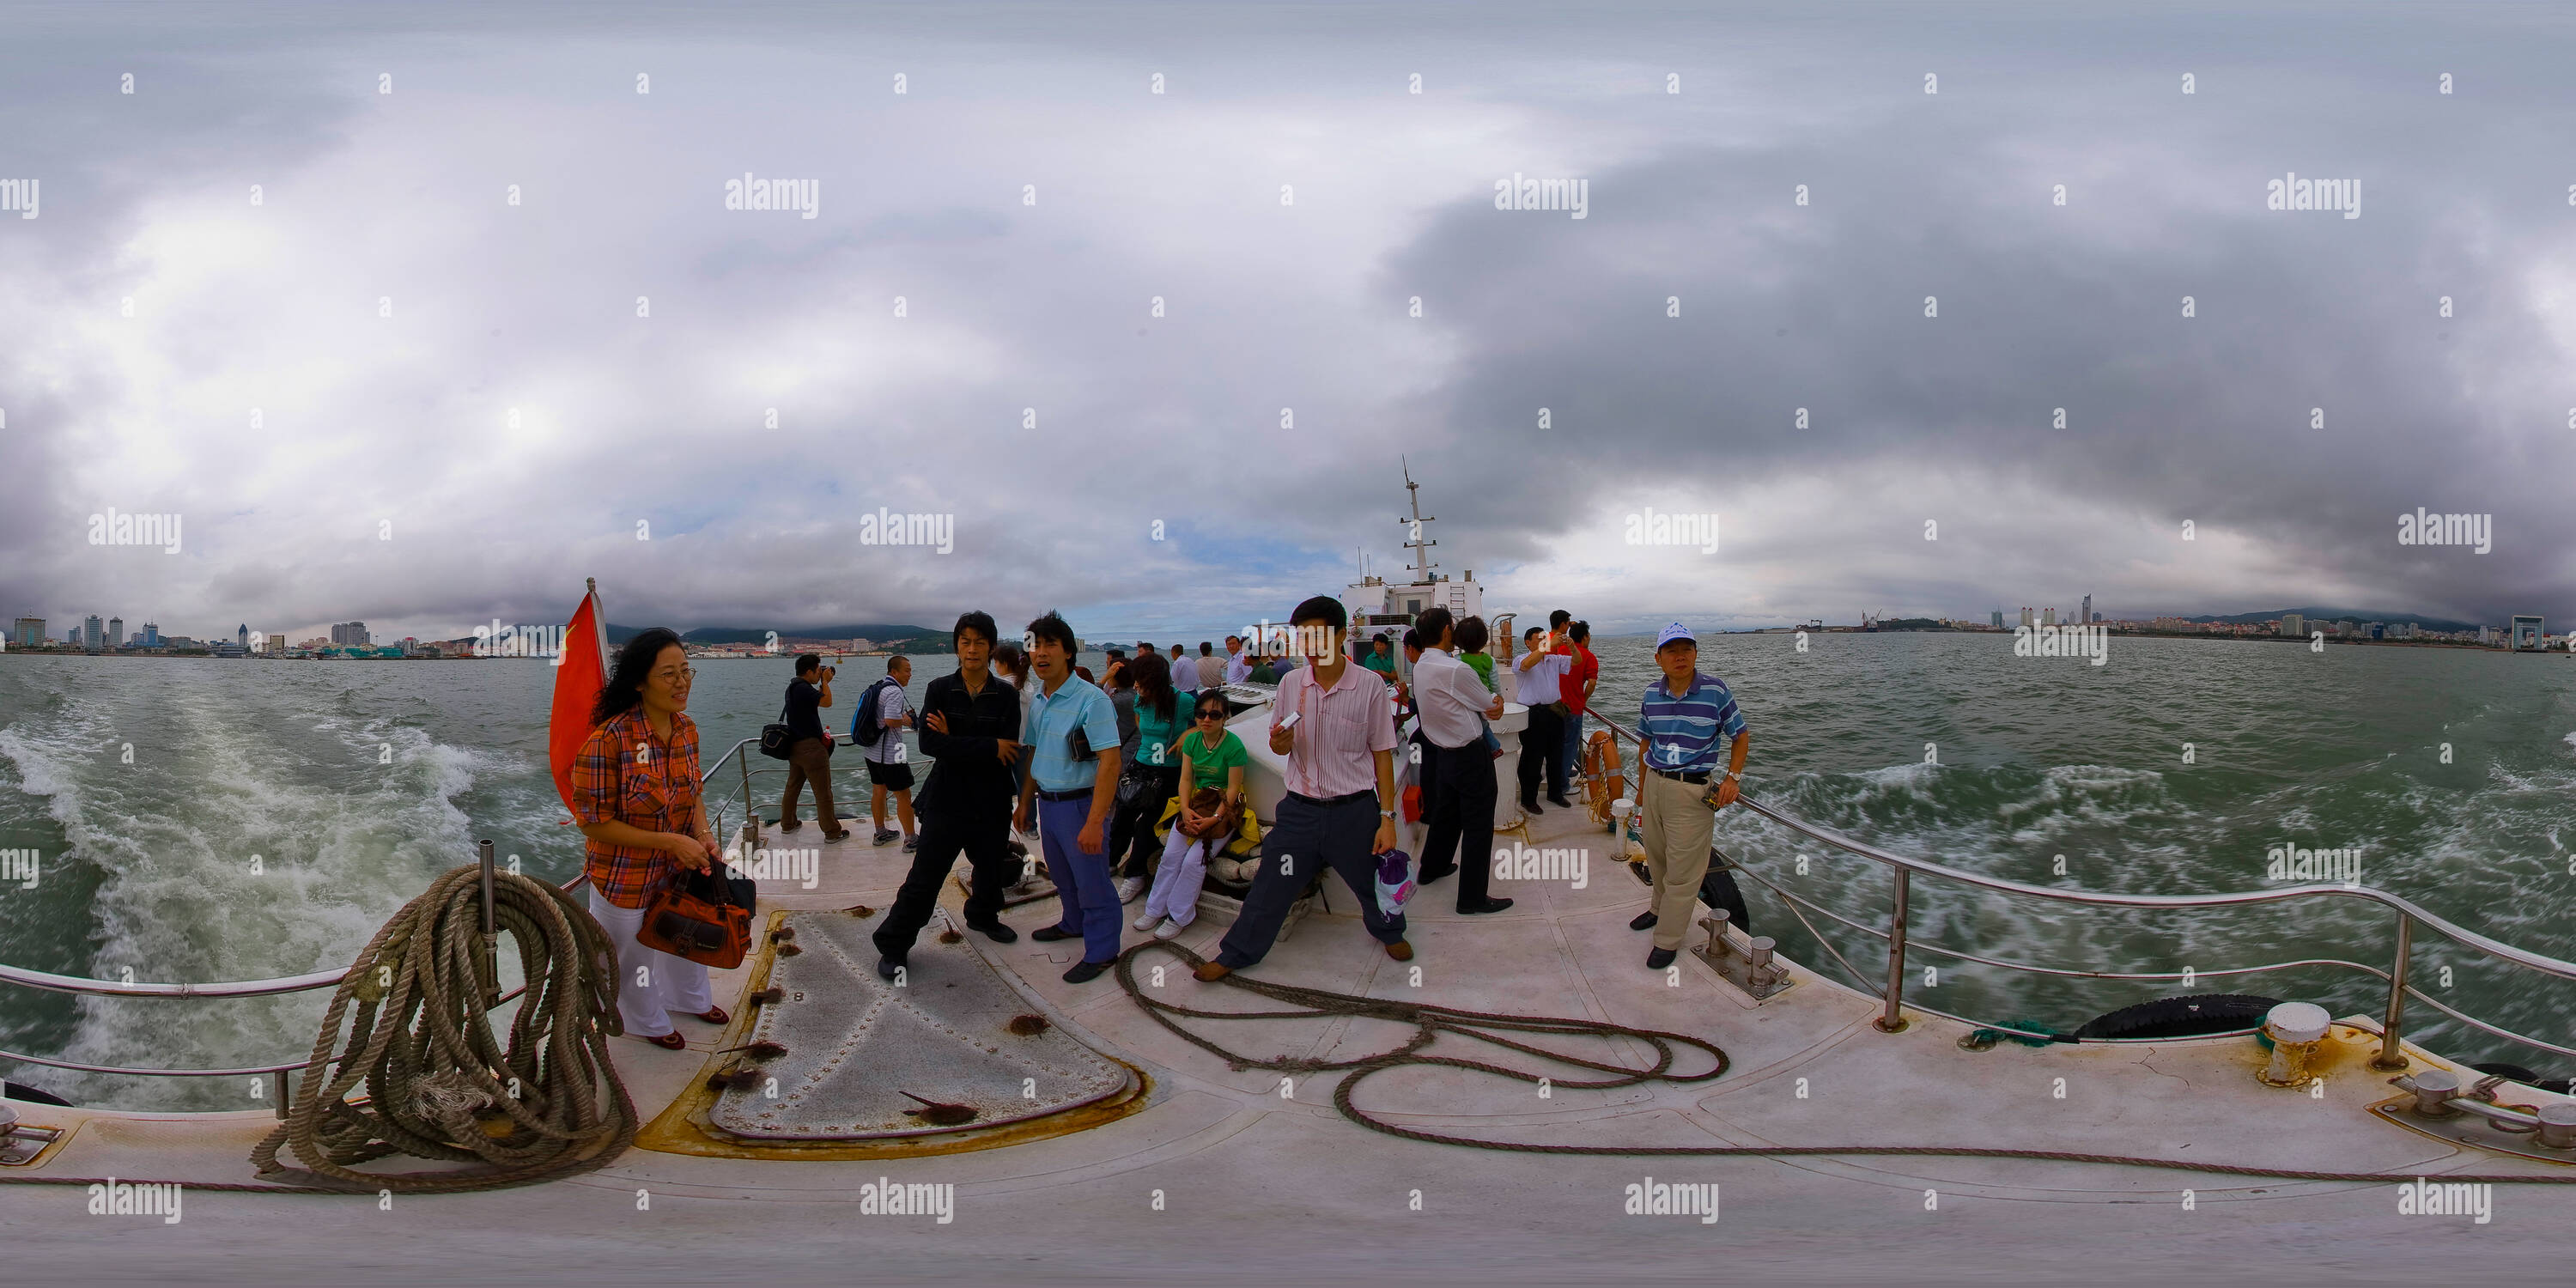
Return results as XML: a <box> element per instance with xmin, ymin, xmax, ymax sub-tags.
<box><xmin>141</xmin><ymin>621</ymin><xmax>160</xmax><ymax>647</ymax></box>
<box><xmin>331</xmin><ymin>622</ymin><xmax>370</xmax><ymax>646</ymax></box>
<box><xmin>236</xmin><ymin>624</ymin><xmax>250</xmax><ymax>647</ymax></box>
<box><xmin>2041</xmin><ymin>607</ymin><xmax>2056</xmax><ymax>627</ymax></box>
<box><xmin>11</xmin><ymin>617</ymin><xmax>41</xmax><ymax>647</ymax></box>
<box><xmin>264</xmin><ymin>632</ymin><xmax>285</xmax><ymax>656</ymax></box>
<box><xmin>2019</xmin><ymin>608</ymin><xmax>2034</xmax><ymax>628</ymax></box>
<box><xmin>2081</xmin><ymin>595</ymin><xmax>2091</xmax><ymax>627</ymax></box>
<box><xmin>2280</xmin><ymin>614</ymin><xmax>2304</xmax><ymax>640</ymax></box>
<box><xmin>84</xmin><ymin>615</ymin><xmax>104</xmax><ymax>649</ymax></box>
<box><xmin>2512</xmin><ymin>616</ymin><xmax>2544</xmax><ymax>650</ymax></box>
<box><xmin>108</xmin><ymin>617</ymin><xmax>125</xmax><ymax>647</ymax></box>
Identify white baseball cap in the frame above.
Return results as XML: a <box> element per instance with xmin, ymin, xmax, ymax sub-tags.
<box><xmin>1656</xmin><ymin>622</ymin><xmax>1696</xmax><ymax>648</ymax></box>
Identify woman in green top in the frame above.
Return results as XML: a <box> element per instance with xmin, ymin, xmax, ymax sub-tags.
<box><xmin>1110</xmin><ymin>652</ymin><xmax>1194</xmax><ymax>902</ymax></box>
<box><xmin>1133</xmin><ymin>692</ymin><xmax>1249</xmax><ymax>938</ymax></box>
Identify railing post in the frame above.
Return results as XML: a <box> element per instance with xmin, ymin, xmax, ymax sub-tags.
<box><xmin>477</xmin><ymin>838</ymin><xmax>500</xmax><ymax>1011</ymax></box>
<box><xmin>2372</xmin><ymin>913</ymin><xmax>2413</xmax><ymax>1070</ymax></box>
<box><xmin>740</xmin><ymin>753</ymin><xmax>753</xmax><ymax>833</ymax></box>
<box><xmin>1874</xmin><ymin>868</ymin><xmax>1911</xmax><ymax>1033</ymax></box>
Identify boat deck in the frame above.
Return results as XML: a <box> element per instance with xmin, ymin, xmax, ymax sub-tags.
<box><xmin>7</xmin><ymin>781</ymin><xmax>2573</xmax><ymax>1284</ymax></box>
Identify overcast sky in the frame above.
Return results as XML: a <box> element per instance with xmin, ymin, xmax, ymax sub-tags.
<box><xmin>3</xmin><ymin>1</ymin><xmax>2571</xmax><ymax>644</ymax></box>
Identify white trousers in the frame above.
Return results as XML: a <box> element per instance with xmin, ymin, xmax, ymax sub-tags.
<box><xmin>588</xmin><ymin>888</ymin><xmax>713</xmax><ymax>1039</ymax></box>
<box><xmin>1142</xmin><ymin>826</ymin><xmax>1209</xmax><ymax>927</ymax></box>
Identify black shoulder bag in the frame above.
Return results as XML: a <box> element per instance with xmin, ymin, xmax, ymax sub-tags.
<box><xmin>759</xmin><ymin>694</ymin><xmax>796</xmax><ymax>760</ymax></box>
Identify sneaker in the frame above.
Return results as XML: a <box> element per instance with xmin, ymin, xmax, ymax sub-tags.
<box><xmin>1646</xmin><ymin>947</ymin><xmax>1677</xmax><ymax>969</ymax></box>
<box><xmin>1630</xmin><ymin>910</ymin><xmax>1658</xmax><ymax>931</ymax></box>
<box><xmin>1115</xmin><ymin>875</ymin><xmax>1147</xmax><ymax>904</ymax></box>
<box><xmin>1132</xmin><ymin>910</ymin><xmax>1163</xmax><ymax>933</ymax></box>
<box><xmin>1062</xmin><ymin>960</ymin><xmax>1110</xmax><ymax>984</ymax></box>
<box><xmin>1152</xmin><ymin>917</ymin><xmax>1188</xmax><ymax>940</ymax></box>
<box><xmin>872</xmin><ymin>829</ymin><xmax>898</xmax><ymax>847</ymax></box>
<box><xmin>902</xmin><ymin>835</ymin><xmax>920</xmax><ymax>854</ymax></box>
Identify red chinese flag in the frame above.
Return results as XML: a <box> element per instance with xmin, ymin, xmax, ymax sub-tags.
<box><xmin>548</xmin><ymin>584</ymin><xmax>609</xmax><ymax>817</ymax></box>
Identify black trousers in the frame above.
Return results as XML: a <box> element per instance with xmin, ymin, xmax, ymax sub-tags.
<box><xmin>1419</xmin><ymin>739</ymin><xmax>1497</xmax><ymax>908</ymax></box>
<box><xmin>1215</xmin><ymin>791</ymin><xmax>1405</xmax><ymax>969</ymax></box>
<box><xmin>1107</xmin><ymin>765</ymin><xmax>1182</xmax><ymax>880</ymax></box>
<box><xmin>1519</xmin><ymin>703</ymin><xmax>1567</xmax><ymax>804</ymax></box>
<box><xmin>873</xmin><ymin>808</ymin><xmax>1015</xmax><ymax>961</ymax></box>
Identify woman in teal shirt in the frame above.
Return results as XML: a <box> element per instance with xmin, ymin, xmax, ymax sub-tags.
<box><xmin>1110</xmin><ymin>652</ymin><xmax>1194</xmax><ymax>902</ymax></box>
<box><xmin>1133</xmin><ymin>692</ymin><xmax>1249</xmax><ymax>938</ymax></box>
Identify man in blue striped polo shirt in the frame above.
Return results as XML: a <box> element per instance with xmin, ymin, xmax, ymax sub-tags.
<box><xmin>1632</xmin><ymin>622</ymin><xmax>1752</xmax><ymax>970</ymax></box>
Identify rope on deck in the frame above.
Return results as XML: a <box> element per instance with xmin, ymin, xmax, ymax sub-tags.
<box><xmin>1116</xmin><ymin>939</ymin><xmax>2576</xmax><ymax>1185</ymax></box>
<box><xmin>240</xmin><ymin>864</ymin><xmax>638</xmax><ymax>1193</ymax></box>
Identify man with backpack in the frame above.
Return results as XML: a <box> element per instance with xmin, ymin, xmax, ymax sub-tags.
<box><xmin>854</xmin><ymin>655</ymin><xmax>919</xmax><ymax>852</ymax></box>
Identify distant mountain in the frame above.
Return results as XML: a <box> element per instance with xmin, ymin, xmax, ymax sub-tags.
<box><xmin>605</xmin><ymin>623</ymin><xmax>936</xmax><ymax>646</ymax></box>
<box><xmin>2183</xmin><ymin>607</ymin><xmax>2482</xmax><ymax>634</ymax></box>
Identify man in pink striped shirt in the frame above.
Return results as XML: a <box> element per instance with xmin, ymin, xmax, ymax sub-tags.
<box><xmin>1196</xmin><ymin>595</ymin><xmax>1410</xmax><ymax>980</ymax></box>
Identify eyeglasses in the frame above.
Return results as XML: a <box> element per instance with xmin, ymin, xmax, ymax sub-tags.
<box><xmin>1196</xmin><ymin>710</ymin><xmax>1226</xmax><ymax>721</ymax></box>
<box><xmin>654</xmin><ymin>666</ymin><xmax>696</xmax><ymax>683</ymax></box>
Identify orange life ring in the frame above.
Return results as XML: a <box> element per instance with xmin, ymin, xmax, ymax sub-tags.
<box><xmin>1583</xmin><ymin>728</ymin><xmax>1624</xmax><ymax>824</ymax></box>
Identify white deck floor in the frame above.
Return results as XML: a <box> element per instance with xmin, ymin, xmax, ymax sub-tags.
<box><xmin>7</xmin><ymin>773</ymin><xmax>2572</xmax><ymax>1285</ymax></box>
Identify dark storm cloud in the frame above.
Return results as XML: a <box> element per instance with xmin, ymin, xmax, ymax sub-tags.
<box><xmin>2</xmin><ymin>2</ymin><xmax>2570</xmax><ymax>644</ymax></box>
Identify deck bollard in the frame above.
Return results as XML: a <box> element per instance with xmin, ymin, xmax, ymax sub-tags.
<box><xmin>2538</xmin><ymin>1103</ymin><xmax>2576</xmax><ymax>1150</ymax></box>
<box><xmin>2407</xmin><ymin>1067</ymin><xmax>2460</xmax><ymax>1117</ymax></box>
<box><xmin>2257</xmin><ymin>1002</ymin><xmax>2330</xmax><ymax>1088</ymax></box>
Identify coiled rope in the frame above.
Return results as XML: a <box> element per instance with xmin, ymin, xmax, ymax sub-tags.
<box><xmin>242</xmin><ymin>865</ymin><xmax>637</xmax><ymax>1192</ymax></box>
<box><xmin>1116</xmin><ymin>939</ymin><xmax>2576</xmax><ymax>1185</ymax></box>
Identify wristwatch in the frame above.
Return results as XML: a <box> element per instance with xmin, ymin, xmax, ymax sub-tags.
<box><xmin>1380</xmin><ymin>808</ymin><xmax>1397</xmax><ymax>817</ymax></box>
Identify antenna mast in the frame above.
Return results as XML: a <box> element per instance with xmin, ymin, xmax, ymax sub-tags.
<box><xmin>1396</xmin><ymin>456</ymin><xmax>1438</xmax><ymax>581</ymax></box>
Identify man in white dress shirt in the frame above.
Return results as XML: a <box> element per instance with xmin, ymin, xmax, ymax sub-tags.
<box><xmin>1410</xmin><ymin>607</ymin><xmax>1512</xmax><ymax>914</ymax></box>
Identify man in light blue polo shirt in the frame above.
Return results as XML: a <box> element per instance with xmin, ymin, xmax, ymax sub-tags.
<box><xmin>1017</xmin><ymin>611</ymin><xmax>1127</xmax><ymax>982</ymax></box>
<box><xmin>1631</xmin><ymin>622</ymin><xmax>1752</xmax><ymax>970</ymax></box>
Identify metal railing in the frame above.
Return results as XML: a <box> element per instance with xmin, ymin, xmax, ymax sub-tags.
<box><xmin>1584</xmin><ymin>709</ymin><xmax>2576</xmax><ymax>1064</ymax></box>
<box><xmin>0</xmin><ymin>736</ymin><xmax>785</xmax><ymax>1093</ymax></box>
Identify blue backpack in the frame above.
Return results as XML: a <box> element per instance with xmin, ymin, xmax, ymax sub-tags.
<box><xmin>849</xmin><ymin>677</ymin><xmax>898</xmax><ymax>747</ymax></box>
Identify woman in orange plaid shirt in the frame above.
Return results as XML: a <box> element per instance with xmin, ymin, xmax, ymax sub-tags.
<box><xmin>571</xmin><ymin>628</ymin><xmax>729</xmax><ymax>1050</ymax></box>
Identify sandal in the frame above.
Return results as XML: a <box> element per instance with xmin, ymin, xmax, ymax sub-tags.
<box><xmin>694</xmin><ymin>1005</ymin><xmax>729</xmax><ymax>1025</ymax></box>
<box><xmin>647</xmin><ymin>1032</ymin><xmax>688</xmax><ymax>1050</ymax></box>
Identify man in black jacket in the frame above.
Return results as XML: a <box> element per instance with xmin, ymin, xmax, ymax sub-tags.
<box><xmin>873</xmin><ymin>611</ymin><xmax>1025</xmax><ymax>980</ymax></box>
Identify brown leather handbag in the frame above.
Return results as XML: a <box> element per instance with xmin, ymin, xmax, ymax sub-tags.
<box><xmin>636</xmin><ymin>861</ymin><xmax>756</xmax><ymax>969</ymax></box>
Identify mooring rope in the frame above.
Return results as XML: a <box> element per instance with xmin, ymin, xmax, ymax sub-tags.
<box><xmin>235</xmin><ymin>864</ymin><xmax>638</xmax><ymax>1193</ymax></box>
<box><xmin>1115</xmin><ymin>939</ymin><xmax>2576</xmax><ymax>1185</ymax></box>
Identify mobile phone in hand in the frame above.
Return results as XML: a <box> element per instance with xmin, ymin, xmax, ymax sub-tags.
<box><xmin>1279</xmin><ymin>711</ymin><xmax>1302</xmax><ymax>730</ymax></box>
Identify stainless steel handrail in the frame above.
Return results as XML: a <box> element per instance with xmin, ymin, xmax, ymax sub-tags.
<box><xmin>1585</xmin><ymin>708</ymin><xmax>2576</xmax><ymax>1063</ymax></box>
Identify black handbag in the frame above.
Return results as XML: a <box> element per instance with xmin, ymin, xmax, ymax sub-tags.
<box><xmin>759</xmin><ymin>696</ymin><xmax>795</xmax><ymax>761</ymax></box>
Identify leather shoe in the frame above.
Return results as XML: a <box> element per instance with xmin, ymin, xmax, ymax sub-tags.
<box><xmin>1646</xmin><ymin>947</ymin><xmax>1677</xmax><ymax>969</ymax></box>
<box><xmin>1417</xmin><ymin>863</ymin><xmax>1456</xmax><ymax>885</ymax></box>
<box><xmin>694</xmin><ymin>1005</ymin><xmax>729</xmax><ymax>1025</ymax></box>
<box><xmin>876</xmin><ymin>956</ymin><xmax>904</xmax><ymax>981</ymax></box>
<box><xmin>1193</xmin><ymin>962</ymin><xmax>1232</xmax><ymax>981</ymax></box>
<box><xmin>1458</xmin><ymin>897</ymin><xmax>1514</xmax><ymax>915</ymax></box>
<box><xmin>1062</xmin><ymin>960</ymin><xmax>1110</xmax><ymax>984</ymax></box>
<box><xmin>1384</xmin><ymin>939</ymin><xmax>1413</xmax><ymax>962</ymax></box>
<box><xmin>1031</xmin><ymin>925</ymin><xmax>1078</xmax><ymax>943</ymax></box>
<box><xmin>967</xmin><ymin>920</ymin><xmax>1018</xmax><ymax>944</ymax></box>
<box><xmin>1547</xmin><ymin>795</ymin><xmax>1574</xmax><ymax>809</ymax></box>
<box><xmin>1630</xmin><ymin>910</ymin><xmax>1658</xmax><ymax>931</ymax></box>
<box><xmin>1520</xmin><ymin>799</ymin><xmax>1542</xmax><ymax>815</ymax></box>
<box><xmin>647</xmin><ymin>1031</ymin><xmax>688</xmax><ymax>1050</ymax></box>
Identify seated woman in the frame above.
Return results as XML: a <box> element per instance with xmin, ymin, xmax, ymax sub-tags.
<box><xmin>1132</xmin><ymin>691</ymin><xmax>1249</xmax><ymax>939</ymax></box>
<box><xmin>569</xmin><ymin>628</ymin><xmax>729</xmax><ymax>1050</ymax></box>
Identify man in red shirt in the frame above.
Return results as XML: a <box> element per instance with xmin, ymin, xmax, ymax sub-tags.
<box><xmin>1560</xmin><ymin>619</ymin><xmax>1599</xmax><ymax>797</ymax></box>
